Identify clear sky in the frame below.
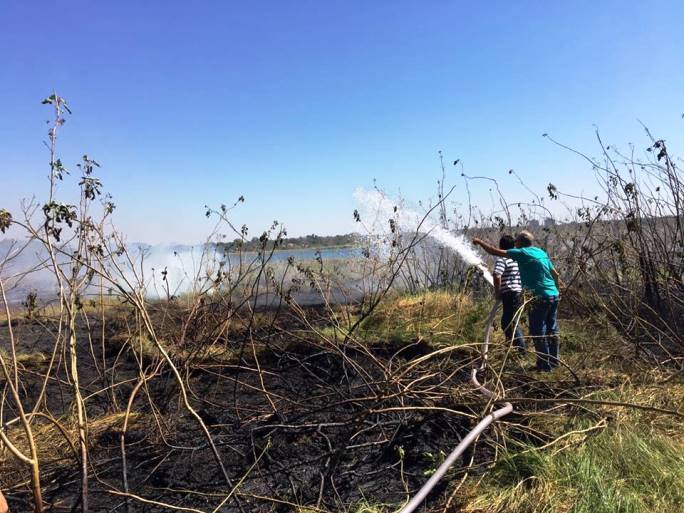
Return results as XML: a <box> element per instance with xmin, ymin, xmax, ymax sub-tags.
<box><xmin>1</xmin><ymin>1</ymin><xmax>683</xmax><ymax>243</ymax></box>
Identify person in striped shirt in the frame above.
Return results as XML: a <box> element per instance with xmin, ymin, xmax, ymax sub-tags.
<box><xmin>493</xmin><ymin>235</ymin><xmax>526</xmax><ymax>352</ymax></box>
<box><xmin>474</xmin><ymin>231</ymin><xmax>562</xmax><ymax>372</ymax></box>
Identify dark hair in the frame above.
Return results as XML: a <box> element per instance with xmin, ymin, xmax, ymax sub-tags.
<box><xmin>499</xmin><ymin>234</ymin><xmax>515</xmax><ymax>250</ymax></box>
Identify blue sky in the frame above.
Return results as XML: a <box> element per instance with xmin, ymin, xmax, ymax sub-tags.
<box><xmin>1</xmin><ymin>1</ymin><xmax>683</xmax><ymax>243</ymax></box>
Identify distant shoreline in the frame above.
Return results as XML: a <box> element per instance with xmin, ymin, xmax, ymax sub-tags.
<box><xmin>214</xmin><ymin>233</ymin><xmax>360</xmax><ymax>253</ymax></box>
<box><xmin>222</xmin><ymin>245</ymin><xmax>362</xmax><ymax>259</ymax></box>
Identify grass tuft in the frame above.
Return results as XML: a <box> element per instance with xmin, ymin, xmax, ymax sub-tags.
<box><xmin>464</xmin><ymin>423</ymin><xmax>684</xmax><ymax>513</ymax></box>
<box><xmin>361</xmin><ymin>291</ymin><xmax>487</xmax><ymax>346</ymax></box>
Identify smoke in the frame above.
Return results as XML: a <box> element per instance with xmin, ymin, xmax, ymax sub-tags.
<box><xmin>353</xmin><ymin>188</ymin><xmax>493</xmax><ymax>285</ymax></box>
<box><xmin>127</xmin><ymin>244</ymin><xmax>211</xmax><ymax>297</ymax></box>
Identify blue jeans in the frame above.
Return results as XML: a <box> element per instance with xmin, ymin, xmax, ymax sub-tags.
<box><xmin>528</xmin><ymin>295</ymin><xmax>560</xmax><ymax>371</ymax></box>
<box><xmin>501</xmin><ymin>292</ymin><xmax>526</xmax><ymax>352</ymax></box>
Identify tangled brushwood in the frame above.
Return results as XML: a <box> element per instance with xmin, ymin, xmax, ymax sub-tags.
<box><xmin>0</xmin><ymin>96</ymin><xmax>682</xmax><ymax>513</ymax></box>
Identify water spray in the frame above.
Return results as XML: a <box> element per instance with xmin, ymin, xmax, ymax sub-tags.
<box><xmin>353</xmin><ymin>188</ymin><xmax>494</xmax><ymax>286</ymax></box>
<box><xmin>352</xmin><ymin>189</ymin><xmax>512</xmax><ymax>512</ymax></box>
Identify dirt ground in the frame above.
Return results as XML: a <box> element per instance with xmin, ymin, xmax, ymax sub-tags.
<box><xmin>0</xmin><ymin>305</ymin><xmax>505</xmax><ymax>512</ymax></box>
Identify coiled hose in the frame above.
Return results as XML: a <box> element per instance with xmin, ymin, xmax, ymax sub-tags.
<box><xmin>399</xmin><ymin>300</ymin><xmax>512</xmax><ymax>513</ymax></box>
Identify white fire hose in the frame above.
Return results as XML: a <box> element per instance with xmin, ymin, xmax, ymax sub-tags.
<box><xmin>399</xmin><ymin>299</ymin><xmax>512</xmax><ymax>513</ymax></box>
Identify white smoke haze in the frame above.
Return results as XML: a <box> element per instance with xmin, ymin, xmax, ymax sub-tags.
<box><xmin>0</xmin><ymin>240</ymin><xmax>230</xmax><ymax>302</ymax></box>
<box><xmin>1</xmin><ymin>187</ymin><xmax>493</xmax><ymax>303</ymax></box>
<box><xmin>0</xmin><ymin>239</ymin><xmax>361</xmax><ymax>303</ymax></box>
<box><xmin>125</xmin><ymin>244</ymin><xmax>213</xmax><ymax>298</ymax></box>
<box><xmin>353</xmin><ymin>187</ymin><xmax>493</xmax><ymax>285</ymax></box>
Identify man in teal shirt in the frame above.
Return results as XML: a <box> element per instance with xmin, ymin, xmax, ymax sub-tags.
<box><xmin>473</xmin><ymin>231</ymin><xmax>562</xmax><ymax>372</ymax></box>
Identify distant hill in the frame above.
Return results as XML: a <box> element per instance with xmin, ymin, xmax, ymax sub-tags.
<box><xmin>216</xmin><ymin>232</ymin><xmax>360</xmax><ymax>252</ymax></box>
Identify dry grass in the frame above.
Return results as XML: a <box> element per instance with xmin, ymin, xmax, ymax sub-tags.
<box><xmin>0</xmin><ymin>411</ymin><xmax>150</xmax><ymax>488</ymax></box>
<box><xmin>2</xmin><ymin>287</ymin><xmax>682</xmax><ymax>512</ymax></box>
<box><xmin>343</xmin><ymin>292</ymin><xmax>684</xmax><ymax>513</ymax></box>
<box><xmin>453</xmin><ymin>307</ymin><xmax>684</xmax><ymax>513</ymax></box>
<box><xmin>461</xmin><ymin>423</ymin><xmax>684</xmax><ymax>513</ymax></box>
<box><xmin>361</xmin><ymin>290</ymin><xmax>487</xmax><ymax>346</ymax></box>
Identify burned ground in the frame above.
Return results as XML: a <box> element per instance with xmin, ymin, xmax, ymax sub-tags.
<box><xmin>2</xmin><ymin>293</ymin><xmax>682</xmax><ymax>513</ymax></box>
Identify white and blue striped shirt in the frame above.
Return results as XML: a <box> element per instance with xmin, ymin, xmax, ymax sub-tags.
<box><xmin>494</xmin><ymin>257</ymin><xmax>522</xmax><ymax>294</ymax></box>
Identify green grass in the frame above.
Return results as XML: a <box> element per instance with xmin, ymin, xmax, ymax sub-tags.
<box><xmin>350</xmin><ymin>502</ymin><xmax>391</xmax><ymax>513</ymax></box>
<box><xmin>455</xmin><ymin>306</ymin><xmax>684</xmax><ymax>513</ymax></box>
<box><xmin>359</xmin><ymin>290</ymin><xmax>489</xmax><ymax>347</ymax></box>
<box><xmin>465</xmin><ymin>423</ymin><xmax>684</xmax><ymax>513</ymax></box>
<box><xmin>296</xmin><ymin>500</ymin><xmax>394</xmax><ymax>513</ymax></box>
<box><xmin>357</xmin><ymin>291</ymin><xmax>684</xmax><ymax>513</ymax></box>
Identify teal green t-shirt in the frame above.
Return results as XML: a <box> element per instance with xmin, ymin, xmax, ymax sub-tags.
<box><xmin>506</xmin><ymin>247</ymin><xmax>559</xmax><ymax>297</ymax></box>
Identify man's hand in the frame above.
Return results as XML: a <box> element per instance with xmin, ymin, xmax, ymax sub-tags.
<box><xmin>551</xmin><ymin>267</ymin><xmax>566</xmax><ymax>295</ymax></box>
<box><xmin>472</xmin><ymin>238</ymin><xmax>507</xmax><ymax>257</ymax></box>
<box><xmin>0</xmin><ymin>491</ymin><xmax>8</xmax><ymax>513</ymax></box>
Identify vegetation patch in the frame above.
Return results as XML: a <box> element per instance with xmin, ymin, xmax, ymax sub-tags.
<box><xmin>463</xmin><ymin>424</ymin><xmax>684</xmax><ymax>513</ymax></box>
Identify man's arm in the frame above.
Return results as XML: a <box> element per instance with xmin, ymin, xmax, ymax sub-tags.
<box><xmin>493</xmin><ymin>258</ymin><xmax>505</xmax><ymax>299</ymax></box>
<box><xmin>472</xmin><ymin>238</ymin><xmax>508</xmax><ymax>258</ymax></box>
<box><xmin>551</xmin><ymin>267</ymin><xmax>565</xmax><ymax>290</ymax></box>
<box><xmin>493</xmin><ymin>274</ymin><xmax>502</xmax><ymax>299</ymax></box>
